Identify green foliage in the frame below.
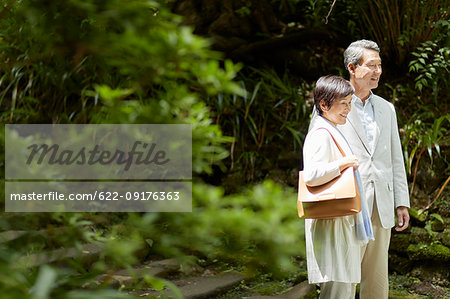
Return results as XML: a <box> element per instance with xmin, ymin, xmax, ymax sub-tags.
<box><xmin>143</xmin><ymin>276</ymin><xmax>183</xmax><ymax>299</ymax></box>
<box><xmin>1</xmin><ymin>0</ymin><xmax>448</xmax><ymax>297</ymax></box>
<box><xmin>409</xmin><ymin>42</ymin><xmax>449</xmax><ymax>92</ymax></box>
<box><xmin>406</xmin><ymin>242</ymin><xmax>450</xmax><ymax>261</ymax></box>
<box><xmin>357</xmin><ymin>0</ymin><xmax>448</xmax><ymax>68</ymax></box>
<box><xmin>0</xmin><ymin>180</ymin><xmax>304</xmax><ymax>296</ymax></box>
<box><xmin>0</xmin><ymin>0</ymin><xmax>244</xmax><ymax>175</ymax></box>
<box><xmin>235</xmin><ymin>4</ymin><xmax>252</xmax><ymax>17</ymax></box>
<box><xmin>401</xmin><ymin>111</ymin><xmax>449</xmax><ymax>200</ymax></box>
<box><xmin>88</xmin><ymin>84</ymin><xmax>235</xmax><ymax>174</ymax></box>
<box><xmin>409</xmin><ymin>208</ymin><xmax>428</xmax><ymax>224</ymax></box>
<box><xmin>408</xmin><ymin>18</ymin><xmax>450</xmax><ymax>98</ymax></box>
<box><xmin>301</xmin><ymin>0</ymin><xmax>332</xmax><ymax>27</ymax></box>
<box><xmin>276</xmin><ymin>0</ymin><xmax>360</xmax><ymax>37</ymax></box>
<box><xmin>385</xmin><ymin>15</ymin><xmax>449</xmax><ymax>205</ymax></box>
<box><xmin>0</xmin><ymin>212</ymin><xmax>138</xmax><ymax>298</ymax></box>
<box><xmin>402</xmin><ymin>113</ymin><xmax>449</xmax><ymax>173</ymax></box>
<box><xmin>143</xmin><ymin>181</ymin><xmax>305</xmax><ymax>277</ymax></box>
<box><xmin>0</xmin><ymin>0</ymin><xmax>272</xmax><ymax>297</ymax></box>
<box><xmin>207</xmin><ymin>67</ymin><xmax>310</xmax><ymax>180</ymax></box>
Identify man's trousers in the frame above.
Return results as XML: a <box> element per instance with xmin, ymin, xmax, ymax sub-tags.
<box><xmin>360</xmin><ymin>195</ymin><xmax>391</xmax><ymax>299</ymax></box>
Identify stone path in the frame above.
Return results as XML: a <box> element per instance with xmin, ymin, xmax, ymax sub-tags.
<box><xmin>3</xmin><ymin>228</ymin><xmax>316</xmax><ymax>298</ymax></box>
<box><xmin>142</xmin><ymin>272</ymin><xmax>247</xmax><ymax>299</ymax></box>
<box><xmin>15</xmin><ymin>243</ymin><xmax>103</xmax><ymax>268</ymax></box>
<box><xmin>244</xmin><ymin>281</ymin><xmax>316</xmax><ymax>299</ymax></box>
<box><xmin>91</xmin><ymin>258</ymin><xmax>181</xmax><ymax>288</ymax></box>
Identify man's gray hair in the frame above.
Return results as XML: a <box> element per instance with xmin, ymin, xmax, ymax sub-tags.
<box><xmin>343</xmin><ymin>39</ymin><xmax>380</xmax><ymax>70</ymax></box>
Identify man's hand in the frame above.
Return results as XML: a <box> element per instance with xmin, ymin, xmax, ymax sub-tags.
<box><xmin>395</xmin><ymin>206</ymin><xmax>410</xmax><ymax>231</ymax></box>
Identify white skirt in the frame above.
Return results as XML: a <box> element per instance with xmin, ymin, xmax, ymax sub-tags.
<box><xmin>305</xmin><ymin>215</ymin><xmax>362</xmax><ymax>284</ymax></box>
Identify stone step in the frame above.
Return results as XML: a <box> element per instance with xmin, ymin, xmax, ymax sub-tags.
<box><xmin>138</xmin><ymin>271</ymin><xmax>246</xmax><ymax>299</ymax></box>
<box><xmin>178</xmin><ymin>272</ymin><xmax>246</xmax><ymax>299</ymax></box>
<box><xmin>244</xmin><ymin>281</ymin><xmax>316</xmax><ymax>299</ymax></box>
<box><xmin>0</xmin><ymin>227</ymin><xmax>77</xmax><ymax>243</ymax></box>
<box><xmin>92</xmin><ymin>258</ymin><xmax>181</xmax><ymax>288</ymax></box>
<box><xmin>15</xmin><ymin>243</ymin><xmax>103</xmax><ymax>268</ymax></box>
<box><xmin>0</xmin><ymin>230</ymin><xmax>28</xmax><ymax>243</ymax></box>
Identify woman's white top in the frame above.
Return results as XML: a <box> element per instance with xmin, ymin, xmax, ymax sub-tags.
<box><xmin>303</xmin><ymin>116</ymin><xmax>362</xmax><ymax>284</ymax></box>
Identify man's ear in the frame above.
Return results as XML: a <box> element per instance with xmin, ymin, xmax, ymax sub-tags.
<box><xmin>348</xmin><ymin>63</ymin><xmax>357</xmax><ymax>75</ymax></box>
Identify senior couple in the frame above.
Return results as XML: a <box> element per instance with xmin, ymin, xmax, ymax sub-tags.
<box><xmin>302</xmin><ymin>39</ymin><xmax>410</xmax><ymax>298</ymax></box>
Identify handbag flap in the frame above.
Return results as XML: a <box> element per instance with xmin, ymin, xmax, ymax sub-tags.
<box><xmin>299</xmin><ymin>167</ymin><xmax>356</xmax><ymax>202</ymax></box>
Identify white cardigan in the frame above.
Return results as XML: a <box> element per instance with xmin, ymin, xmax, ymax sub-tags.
<box><xmin>303</xmin><ymin>116</ymin><xmax>362</xmax><ymax>284</ymax></box>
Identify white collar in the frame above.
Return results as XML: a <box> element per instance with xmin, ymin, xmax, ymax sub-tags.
<box><xmin>352</xmin><ymin>91</ymin><xmax>373</xmax><ymax>107</ymax></box>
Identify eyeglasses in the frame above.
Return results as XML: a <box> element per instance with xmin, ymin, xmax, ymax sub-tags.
<box><xmin>357</xmin><ymin>63</ymin><xmax>382</xmax><ymax>71</ymax></box>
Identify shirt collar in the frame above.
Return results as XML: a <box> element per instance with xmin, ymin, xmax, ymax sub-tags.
<box><xmin>352</xmin><ymin>91</ymin><xmax>373</xmax><ymax>107</ymax></box>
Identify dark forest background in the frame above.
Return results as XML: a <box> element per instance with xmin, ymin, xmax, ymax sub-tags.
<box><xmin>0</xmin><ymin>0</ymin><xmax>449</xmax><ymax>298</ymax></box>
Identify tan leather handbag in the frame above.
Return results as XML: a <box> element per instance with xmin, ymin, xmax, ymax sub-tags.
<box><xmin>297</xmin><ymin>128</ymin><xmax>361</xmax><ymax>219</ymax></box>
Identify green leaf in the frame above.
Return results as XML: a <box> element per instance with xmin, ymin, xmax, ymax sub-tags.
<box><xmin>424</xmin><ymin>221</ymin><xmax>435</xmax><ymax>237</ymax></box>
<box><xmin>249</xmin><ymin>81</ymin><xmax>261</xmax><ymax>108</ymax></box>
<box><xmin>31</xmin><ymin>265</ymin><xmax>57</xmax><ymax>299</ymax></box>
<box><xmin>145</xmin><ymin>238</ymin><xmax>154</xmax><ymax>247</ymax></box>
<box><xmin>426</xmin><ymin>139</ymin><xmax>432</xmax><ymax>160</ymax></box>
<box><xmin>144</xmin><ymin>276</ymin><xmax>166</xmax><ymax>291</ymax></box>
<box><xmin>434</xmin><ymin>143</ymin><xmax>441</xmax><ymax>156</ymax></box>
<box><xmin>430</xmin><ymin>213</ymin><xmax>444</xmax><ymax>224</ymax></box>
<box><xmin>95</xmin><ymin>85</ymin><xmax>134</xmax><ymax>102</ymax></box>
<box><xmin>285</xmin><ymin>125</ymin><xmax>302</xmax><ymax>146</ymax></box>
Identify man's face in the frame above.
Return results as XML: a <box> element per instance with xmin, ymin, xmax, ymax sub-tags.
<box><xmin>351</xmin><ymin>49</ymin><xmax>382</xmax><ymax>91</ymax></box>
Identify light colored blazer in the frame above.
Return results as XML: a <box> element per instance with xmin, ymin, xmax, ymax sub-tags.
<box><xmin>337</xmin><ymin>94</ymin><xmax>410</xmax><ymax>228</ymax></box>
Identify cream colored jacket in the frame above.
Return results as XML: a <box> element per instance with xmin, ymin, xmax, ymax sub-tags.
<box><xmin>337</xmin><ymin>94</ymin><xmax>410</xmax><ymax>228</ymax></box>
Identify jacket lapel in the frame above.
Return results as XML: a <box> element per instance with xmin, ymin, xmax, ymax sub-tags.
<box><xmin>347</xmin><ymin>105</ymin><xmax>372</xmax><ymax>154</ymax></box>
<box><xmin>371</xmin><ymin>97</ymin><xmax>383</xmax><ymax>153</ymax></box>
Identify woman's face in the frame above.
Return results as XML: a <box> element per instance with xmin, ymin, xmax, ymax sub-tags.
<box><xmin>320</xmin><ymin>94</ymin><xmax>352</xmax><ymax>125</ymax></box>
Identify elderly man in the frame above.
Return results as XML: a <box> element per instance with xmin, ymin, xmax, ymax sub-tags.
<box><xmin>337</xmin><ymin>39</ymin><xmax>410</xmax><ymax>298</ymax></box>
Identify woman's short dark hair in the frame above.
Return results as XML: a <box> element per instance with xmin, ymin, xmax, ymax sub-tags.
<box><xmin>313</xmin><ymin>75</ymin><xmax>354</xmax><ymax>116</ymax></box>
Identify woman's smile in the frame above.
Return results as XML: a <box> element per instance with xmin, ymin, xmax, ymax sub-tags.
<box><xmin>321</xmin><ymin>94</ymin><xmax>352</xmax><ymax>125</ymax></box>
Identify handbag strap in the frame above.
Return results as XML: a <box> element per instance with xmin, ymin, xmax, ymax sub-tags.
<box><xmin>315</xmin><ymin>128</ymin><xmax>346</xmax><ymax>157</ymax></box>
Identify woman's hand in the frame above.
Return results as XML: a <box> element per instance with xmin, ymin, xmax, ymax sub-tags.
<box><xmin>338</xmin><ymin>155</ymin><xmax>359</xmax><ymax>171</ymax></box>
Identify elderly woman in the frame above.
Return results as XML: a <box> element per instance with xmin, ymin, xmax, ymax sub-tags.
<box><xmin>302</xmin><ymin>75</ymin><xmax>373</xmax><ymax>298</ymax></box>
